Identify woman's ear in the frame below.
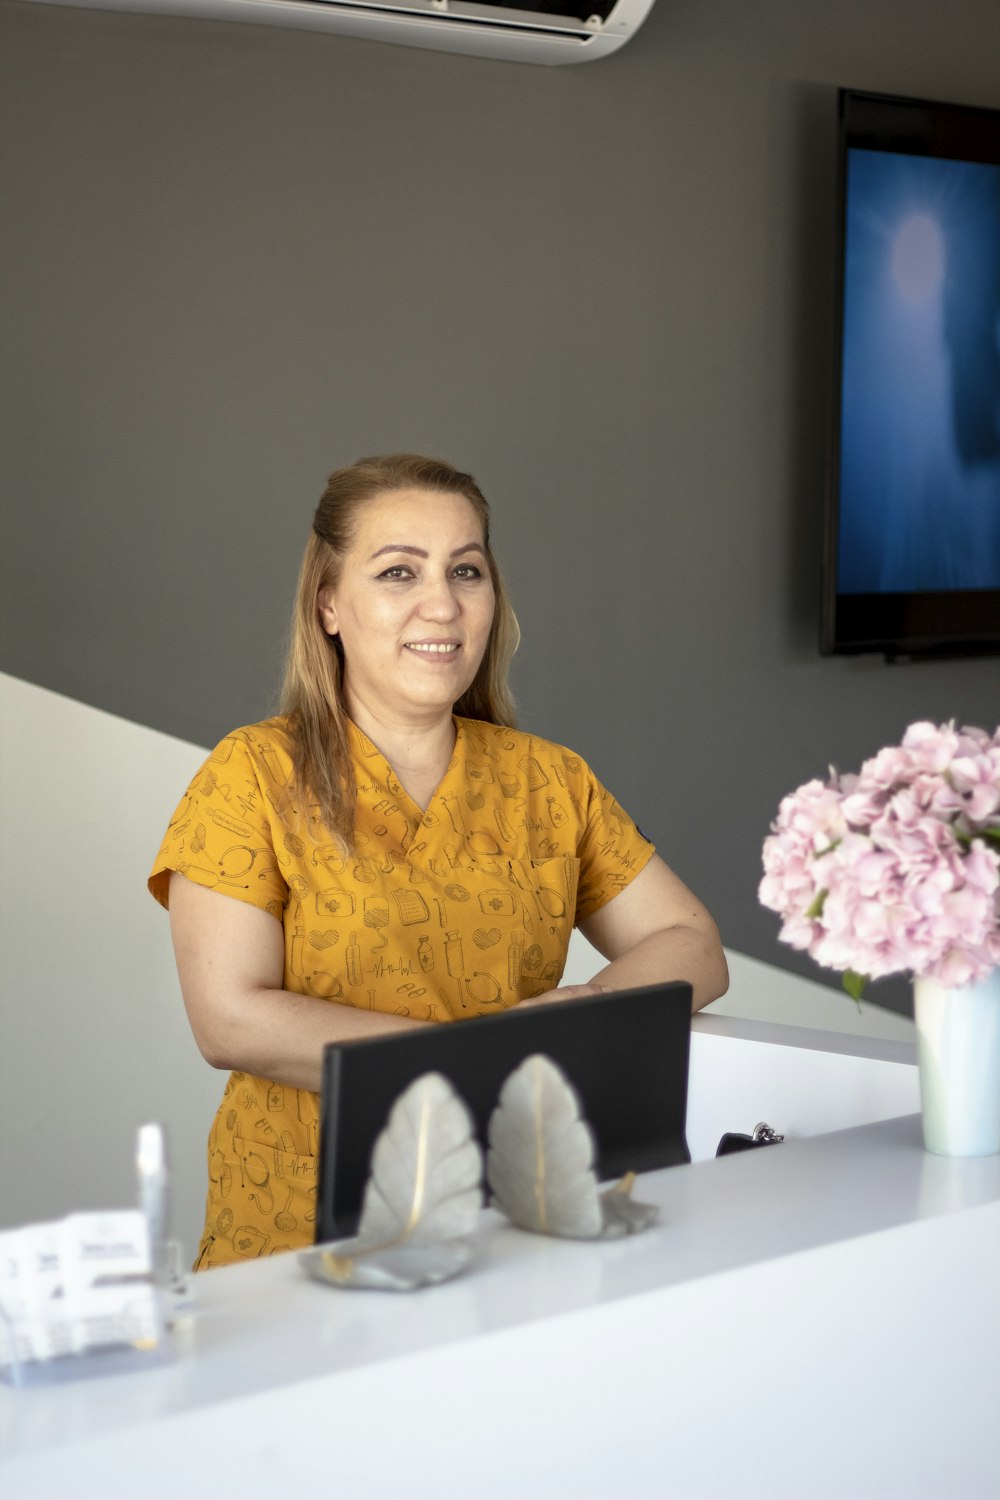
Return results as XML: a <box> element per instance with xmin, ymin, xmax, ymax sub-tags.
<box><xmin>317</xmin><ymin>587</ymin><xmax>339</xmax><ymax>637</ymax></box>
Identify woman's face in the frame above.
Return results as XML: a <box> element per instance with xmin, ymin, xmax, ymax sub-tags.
<box><xmin>317</xmin><ymin>488</ymin><xmax>496</xmax><ymax>726</ymax></box>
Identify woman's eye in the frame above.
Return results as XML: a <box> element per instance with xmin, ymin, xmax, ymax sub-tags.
<box><xmin>376</xmin><ymin>562</ymin><xmax>482</xmax><ymax>582</ymax></box>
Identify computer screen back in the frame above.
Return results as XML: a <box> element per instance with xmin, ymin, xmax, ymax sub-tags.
<box><xmin>316</xmin><ymin>980</ymin><xmax>692</xmax><ymax>1243</ymax></box>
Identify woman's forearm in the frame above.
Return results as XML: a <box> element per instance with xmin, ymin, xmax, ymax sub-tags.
<box><xmin>168</xmin><ymin>873</ymin><xmax>428</xmax><ymax>1093</ymax></box>
<box><xmin>589</xmin><ymin>921</ymin><xmax>729</xmax><ymax>1012</ymax></box>
<box><xmin>190</xmin><ymin>983</ymin><xmax>428</xmax><ymax>1094</ymax></box>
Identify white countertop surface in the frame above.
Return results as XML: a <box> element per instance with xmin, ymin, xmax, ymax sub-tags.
<box><xmin>3</xmin><ymin>1113</ymin><xmax>998</xmax><ymax>1497</ymax></box>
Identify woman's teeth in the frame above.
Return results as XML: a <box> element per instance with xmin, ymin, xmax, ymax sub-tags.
<box><xmin>406</xmin><ymin>643</ymin><xmax>458</xmax><ymax>654</ymax></box>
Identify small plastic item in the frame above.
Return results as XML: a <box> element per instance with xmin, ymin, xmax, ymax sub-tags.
<box><xmin>136</xmin><ymin>1123</ymin><xmax>170</xmax><ymax>1283</ymax></box>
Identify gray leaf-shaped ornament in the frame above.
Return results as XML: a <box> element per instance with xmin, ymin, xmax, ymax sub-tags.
<box><xmin>302</xmin><ymin>1072</ymin><xmax>483</xmax><ymax>1291</ymax></box>
<box><xmin>599</xmin><ymin>1171</ymin><xmax>659</xmax><ymax>1236</ymax></box>
<box><xmin>486</xmin><ymin>1055</ymin><xmax>658</xmax><ymax>1241</ymax></box>
<box><xmin>486</xmin><ymin>1054</ymin><xmax>602</xmax><ymax>1238</ymax></box>
<box><xmin>357</xmin><ymin>1071</ymin><xmax>483</xmax><ymax>1246</ymax></box>
<box><xmin>302</xmin><ymin>1241</ymin><xmax>473</xmax><ymax>1293</ymax></box>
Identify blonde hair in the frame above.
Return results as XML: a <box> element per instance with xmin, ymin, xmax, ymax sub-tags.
<box><xmin>280</xmin><ymin>454</ymin><xmax>519</xmax><ymax>849</ymax></box>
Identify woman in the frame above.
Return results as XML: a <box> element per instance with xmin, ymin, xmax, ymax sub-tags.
<box><xmin>150</xmin><ymin>454</ymin><xmax>727</xmax><ymax>1269</ymax></box>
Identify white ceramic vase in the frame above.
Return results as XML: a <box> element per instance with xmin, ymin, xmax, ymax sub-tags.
<box><xmin>913</xmin><ymin>968</ymin><xmax>1000</xmax><ymax>1157</ymax></box>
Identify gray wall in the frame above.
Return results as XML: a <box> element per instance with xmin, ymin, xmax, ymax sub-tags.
<box><xmin>2</xmin><ymin>0</ymin><xmax>998</xmax><ymax>1015</ymax></box>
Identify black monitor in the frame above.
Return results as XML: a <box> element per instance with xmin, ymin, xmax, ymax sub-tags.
<box><xmin>821</xmin><ymin>89</ymin><xmax>1000</xmax><ymax>659</ymax></box>
<box><xmin>315</xmin><ymin>980</ymin><xmax>693</xmax><ymax>1243</ymax></box>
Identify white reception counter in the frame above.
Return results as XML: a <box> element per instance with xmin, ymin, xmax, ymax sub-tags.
<box><xmin>2</xmin><ymin>1109</ymin><xmax>999</xmax><ymax>1499</ymax></box>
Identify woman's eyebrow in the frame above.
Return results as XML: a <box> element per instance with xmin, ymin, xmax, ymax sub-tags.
<box><xmin>368</xmin><ymin>542</ymin><xmax>486</xmax><ymax>561</ymax></box>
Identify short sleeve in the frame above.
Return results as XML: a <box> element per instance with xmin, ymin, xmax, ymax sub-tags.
<box><xmin>574</xmin><ymin>767</ymin><xmax>656</xmax><ymax>922</ymax></box>
<box><xmin>147</xmin><ymin>730</ymin><xmax>289</xmax><ymax>918</ymax></box>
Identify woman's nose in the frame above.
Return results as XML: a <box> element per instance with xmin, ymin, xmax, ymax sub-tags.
<box><xmin>417</xmin><ymin>573</ymin><xmax>461</xmax><ymax>619</ymax></box>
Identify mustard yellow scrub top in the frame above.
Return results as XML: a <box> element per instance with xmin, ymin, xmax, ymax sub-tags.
<box><xmin>149</xmin><ymin>716</ymin><xmax>655</xmax><ymax>1269</ymax></box>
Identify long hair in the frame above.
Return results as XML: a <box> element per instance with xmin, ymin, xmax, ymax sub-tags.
<box><xmin>280</xmin><ymin>454</ymin><xmax>519</xmax><ymax>849</ymax></box>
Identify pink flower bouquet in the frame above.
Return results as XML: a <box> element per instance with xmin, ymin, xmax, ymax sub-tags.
<box><xmin>760</xmin><ymin>722</ymin><xmax>1000</xmax><ymax>994</ymax></box>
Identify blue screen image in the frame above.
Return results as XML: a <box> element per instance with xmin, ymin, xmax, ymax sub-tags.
<box><xmin>837</xmin><ymin>147</ymin><xmax>1000</xmax><ymax>594</ymax></box>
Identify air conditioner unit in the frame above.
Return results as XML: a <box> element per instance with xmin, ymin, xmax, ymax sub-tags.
<box><xmin>24</xmin><ymin>0</ymin><xmax>656</xmax><ymax>65</ymax></box>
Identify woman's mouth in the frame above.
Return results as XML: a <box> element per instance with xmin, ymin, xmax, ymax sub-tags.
<box><xmin>405</xmin><ymin>642</ymin><xmax>460</xmax><ymax>657</ymax></box>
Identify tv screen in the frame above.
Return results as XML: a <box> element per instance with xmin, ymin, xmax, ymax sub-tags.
<box><xmin>821</xmin><ymin>89</ymin><xmax>1000</xmax><ymax>658</ymax></box>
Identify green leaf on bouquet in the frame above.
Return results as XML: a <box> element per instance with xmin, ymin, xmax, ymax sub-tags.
<box><xmin>805</xmin><ymin>888</ymin><xmax>828</xmax><ymax>919</ymax></box>
<box><xmin>842</xmin><ymin>969</ymin><xmax>867</xmax><ymax>1005</ymax></box>
<box><xmin>978</xmin><ymin>826</ymin><xmax>1000</xmax><ymax>846</ymax></box>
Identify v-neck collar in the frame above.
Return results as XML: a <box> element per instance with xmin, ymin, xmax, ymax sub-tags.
<box><xmin>348</xmin><ymin>716</ymin><xmax>464</xmax><ymax>827</ymax></box>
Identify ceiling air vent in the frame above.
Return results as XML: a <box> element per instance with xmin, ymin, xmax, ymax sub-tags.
<box><xmin>24</xmin><ymin>0</ymin><xmax>656</xmax><ymax>64</ymax></box>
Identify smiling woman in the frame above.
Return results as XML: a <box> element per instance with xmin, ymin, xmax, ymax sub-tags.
<box><xmin>148</xmin><ymin>454</ymin><xmax>728</xmax><ymax>1270</ymax></box>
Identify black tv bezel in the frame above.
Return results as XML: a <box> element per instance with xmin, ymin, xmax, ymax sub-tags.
<box><xmin>820</xmin><ymin>88</ymin><xmax>1000</xmax><ymax>661</ymax></box>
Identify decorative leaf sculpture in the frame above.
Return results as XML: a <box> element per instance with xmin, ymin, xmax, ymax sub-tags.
<box><xmin>302</xmin><ymin>1072</ymin><xmax>483</xmax><ymax>1292</ymax></box>
<box><xmin>486</xmin><ymin>1054</ymin><xmax>659</xmax><ymax>1241</ymax></box>
<box><xmin>598</xmin><ymin>1171</ymin><xmax>659</xmax><ymax>1236</ymax></box>
<box><xmin>487</xmin><ymin>1053</ymin><xmax>603</xmax><ymax>1238</ymax></box>
<box><xmin>304</xmin><ymin>1240</ymin><xmax>473</xmax><ymax>1292</ymax></box>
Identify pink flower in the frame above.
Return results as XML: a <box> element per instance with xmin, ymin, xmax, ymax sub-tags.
<box><xmin>956</xmin><ymin>725</ymin><xmax>994</xmax><ymax>755</ymax></box>
<box><xmin>902</xmin><ymin>721</ymin><xmax>960</xmax><ymax>773</ymax></box>
<box><xmin>951</xmin><ymin>751</ymin><xmax>1000</xmax><ymax>827</ymax></box>
<box><xmin>841</xmin><ymin>788</ymin><xmax>886</xmax><ymax>828</ymax></box>
<box><xmin>933</xmin><ymin>946</ymin><xmax>985</xmax><ymax>990</ymax></box>
<box><xmin>760</xmin><ymin>720</ymin><xmax>1000</xmax><ymax>987</ymax></box>
<box><xmin>961</xmin><ymin>840</ymin><xmax>1000</xmax><ymax>896</ymax></box>
<box><xmin>858</xmin><ymin>744</ymin><xmax>915</xmax><ymax>791</ymax></box>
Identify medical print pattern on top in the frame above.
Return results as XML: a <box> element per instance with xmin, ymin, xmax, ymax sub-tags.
<box><xmin>149</xmin><ymin>716</ymin><xmax>654</xmax><ymax>1268</ymax></box>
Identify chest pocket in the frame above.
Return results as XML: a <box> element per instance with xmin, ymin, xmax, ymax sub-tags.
<box><xmin>529</xmin><ymin>855</ymin><xmax>580</xmax><ymax>922</ymax></box>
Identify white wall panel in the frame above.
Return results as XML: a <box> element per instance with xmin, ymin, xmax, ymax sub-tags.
<box><xmin>0</xmin><ymin>672</ymin><xmax>218</xmax><ymax>1255</ymax></box>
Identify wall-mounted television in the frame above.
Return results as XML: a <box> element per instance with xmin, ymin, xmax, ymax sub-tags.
<box><xmin>821</xmin><ymin>89</ymin><xmax>1000</xmax><ymax>659</ymax></box>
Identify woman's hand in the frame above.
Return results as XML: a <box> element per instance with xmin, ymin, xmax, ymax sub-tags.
<box><xmin>516</xmin><ymin>982</ymin><xmax>612</xmax><ymax>1008</ymax></box>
